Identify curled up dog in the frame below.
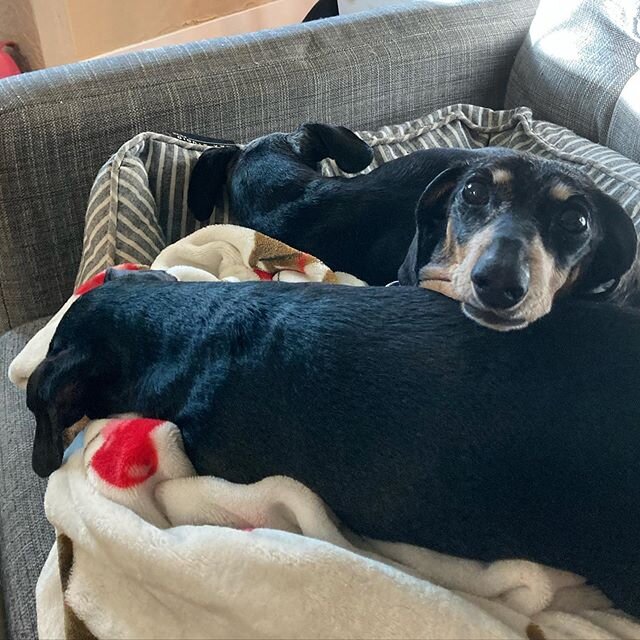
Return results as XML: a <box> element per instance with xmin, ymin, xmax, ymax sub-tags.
<box><xmin>188</xmin><ymin>125</ymin><xmax>637</xmax><ymax>329</ymax></box>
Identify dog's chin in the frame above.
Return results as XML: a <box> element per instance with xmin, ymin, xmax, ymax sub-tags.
<box><xmin>462</xmin><ymin>303</ymin><xmax>530</xmax><ymax>332</ymax></box>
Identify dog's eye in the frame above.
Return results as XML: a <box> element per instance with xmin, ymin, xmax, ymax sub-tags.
<box><xmin>559</xmin><ymin>209</ymin><xmax>589</xmax><ymax>234</ymax></box>
<box><xmin>462</xmin><ymin>181</ymin><xmax>490</xmax><ymax>205</ymax></box>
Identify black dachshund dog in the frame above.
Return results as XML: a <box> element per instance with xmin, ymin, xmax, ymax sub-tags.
<box><xmin>28</xmin><ymin>272</ymin><xmax>640</xmax><ymax>616</ymax></box>
<box><xmin>187</xmin><ymin>125</ymin><xmax>636</xmax><ymax>329</ymax></box>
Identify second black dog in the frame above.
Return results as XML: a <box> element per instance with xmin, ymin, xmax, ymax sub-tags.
<box><xmin>28</xmin><ymin>275</ymin><xmax>640</xmax><ymax>616</ymax></box>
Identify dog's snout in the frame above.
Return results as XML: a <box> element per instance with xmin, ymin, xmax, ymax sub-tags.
<box><xmin>471</xmin><ymin>238</ymin><xmax>530</xmax><ymax>310</ymax></box>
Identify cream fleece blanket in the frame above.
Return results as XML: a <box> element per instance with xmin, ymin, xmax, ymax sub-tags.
<box><xmin>10</xmin><ymin>225</ymin><xmax>639</xmax><ymax>639</ymax></box>
<box><xmin>36</xmin><ymin>418</ymin><xmax>640</xmax><ymax>640</ymax></box>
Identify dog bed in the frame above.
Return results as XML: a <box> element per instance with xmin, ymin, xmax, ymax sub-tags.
<box><xmin>12</xmin><ymin>227</ymin><xmax>640</xmax><ymax>638</ymax></box>
<box><xmin>75</xmin><ymin>104</ymin><xmax>640</xmax><ymax>291</ymax></box>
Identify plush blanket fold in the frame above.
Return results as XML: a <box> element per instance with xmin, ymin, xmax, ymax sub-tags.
<box><xmin>37</xmin><ymin>417</ymin><xmax>639</xmax><ymax>640</ymax></box>
<box><xmin>10</xmin><ymin>224</ymin><xmax>638</xmax><ymax>639</ymax></box>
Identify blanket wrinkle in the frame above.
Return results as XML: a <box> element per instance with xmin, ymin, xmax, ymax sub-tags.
<box><xmin>8</xmin><ymin>224</ymin><xmax>637</xmax><ymax>639</ymax></box>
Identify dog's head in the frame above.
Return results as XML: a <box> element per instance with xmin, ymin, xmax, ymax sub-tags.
<box><xmin>399</xmin><ymin>150</ymin><xmax>637</xmax><ymax>330</ymax></box>
<box><xmin>27</xmin><ymin>345</ymin><xmax>92</xmax><ymax>478</ymax></box>
<box><xmin>187</xmin><ymin>123</ymin><xmax>373</xmax><ymax>221</ymax></box>
<box><xmin>28</xmin><ymin>268</ymin><xmax>178</xmax><ymax>478</ymax></box>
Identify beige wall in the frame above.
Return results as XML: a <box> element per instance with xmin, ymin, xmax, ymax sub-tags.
<box><xmin>0</xmin><ymin>0</ymin><xmax>313</xmax><ymax>70</ymax></box>
<box><xmin>68</xmin><ymin>0</ymin><xmax>275</xmax><ymax>60</ymax></box>
<box><xmin>96</xmin><ymin>0</ymin><xmax>316</xmax><ymax>59</ymax></box>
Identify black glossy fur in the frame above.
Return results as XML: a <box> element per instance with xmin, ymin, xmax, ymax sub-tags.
<box><xmin>187</xmin><ymin>125</ymin><xmax>636</xmax><ymax>295</ymax></box>
<box><xmin>28</xmin><ymin>276</ymin><xmax>640</xmax><ymax>616</ymax></box>
<box><xmin>188</xmin><ymin>126</ymin><xmax>473</xmax><ymax>284</ymax></box>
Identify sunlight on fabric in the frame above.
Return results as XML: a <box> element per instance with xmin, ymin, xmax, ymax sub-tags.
<box><xmin>528</xmin><ymin>0</ymin><xmax>585</xmax><ymax>62</ymax></box>
<box><xmin>600</xmin><ymin>0</ymin><xmax>639</xmax><ymax>38</ymax></box>
<box><xmin>617</xmin><ymin>72</ymin><xmax>640</xmax><ymax>115</ymax></box>
<box><xmin>533</xmin><ymin>30</ymin><xmax>583</xmax><ymax>62</ymax></box>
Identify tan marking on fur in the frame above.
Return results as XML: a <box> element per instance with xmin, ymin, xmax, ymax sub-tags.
<box><xmin>448</xmin><ymin>224</ymin><xmax>499</xmax><ymax>305</ymax></box>
<box><xmin>420</xmin><ymin>264</ymin><xmax>452</xmax><ymax>282</ymax></box>
<box><xmin>421</xmin><ymin>279</ymin><xmax>457</xmax><ymax>299</ymax></box>
<box><xmin>418</xmin><ymin>219</ymin><xmax>462</xmax><ymax>296</ymax></box>
<box><xmin>516</xmin><ymin>235</ymin><xmax>569</xmax><ymax>323</ymax></box>
<box><xmin>420</xmin><ymin>221</ymin><xmax>581</xmax><ymax>326</ymax></box>
<box><xmin>491</xmin><ymin>168</ymin><xmax>512</xmax><ymax>184</ymax></box>
<box><xmin>550</xmin><ymin>181</ymin><xmax>576</xmax><ymax>201</ymax></box>
<box><xmin>437</xmin><ymin>219</ymin><xmax>465</xmax><ymax>267</ymax></box>
<box><xmin>444</xmin><ymin>218</ymin><xmax>464</xmax><ymax>265</ymax></box>
<box><xmin>434</xmin><ymin>225</ymin><xmax>576</xmax><ymax>327</ymax></box>
<box><xmin>556</xmin><ymin>264</ymin><xmax>582</xmax><ymax>297</ymax></box>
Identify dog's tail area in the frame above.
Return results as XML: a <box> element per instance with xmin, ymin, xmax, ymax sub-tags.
<box><xmin>290</xmin><ymin>123</ymin><xmax>373</xmax><ymax>174</ymax></box>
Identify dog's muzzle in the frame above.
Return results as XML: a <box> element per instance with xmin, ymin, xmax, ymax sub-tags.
<box><xmin>470</xmin><ymin>237</ymin><xmax>530</xmax><ymax>311</ymax></box>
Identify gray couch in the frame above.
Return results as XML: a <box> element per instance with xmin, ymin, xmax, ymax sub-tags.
<box><xmin>4</xmin><ymin>0</ymin><xmax>639</xmax><ymax>636</ymax></box>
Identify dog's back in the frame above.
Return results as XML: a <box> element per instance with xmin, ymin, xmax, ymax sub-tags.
<box><xmin>31</xmin><ymin>280</ymin><xmax>640</xmax><ymax>615</ymax></box>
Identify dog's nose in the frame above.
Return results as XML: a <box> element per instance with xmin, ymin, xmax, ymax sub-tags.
<box><xmin>471</xmin><ymin>239</ymin><xmax>530</xmax><ymax>310</ymax></box>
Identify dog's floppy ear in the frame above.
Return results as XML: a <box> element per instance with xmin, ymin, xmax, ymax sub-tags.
<box><xmin>188</xmin><ymin>146</ymin><xmax>241</xmax><ymax>221</ymax></box>
<box><xmin>576</xmin><ymin>192</ymin><xmax>638</xmax><ymax>295</ymax></box>
<box><xmin>398</xmin><ymin>166</ymin><xmax>466</xmax><ymax>285</ymax></box>
<box><xmin>27</xmin><ymin>348</ymin><xmax>91</xmax><ymax>478</ymax></box>
<box><xmin>292</xmin><ymin>123</ymin><xmax>373</xmax><ymax>173</ymax></box>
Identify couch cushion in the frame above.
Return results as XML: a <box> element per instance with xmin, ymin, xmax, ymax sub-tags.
<box><xmin>0</xmin><ymin>319</ymin><xmax>53</xmax><ymax>640</ymax></box>
<box><xmin>608</xmin><ymin>70</ymin><xmax>640</xmax><ymax>165</ymax></box>
<box><xmin>75</xmin><ymin>105</ymin><xmax>640</xmax><ymax>300</ymax></box>
<box><xmin>505</xmin><ymin>0</ymin><xmax>640</xmax><ymax>160</ymax></box>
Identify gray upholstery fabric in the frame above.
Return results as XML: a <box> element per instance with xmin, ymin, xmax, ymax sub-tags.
<box><xmin>608</xmin><ymin>71</ymin><xmax>640</xmax><ymax>163</ymax></box>
<box><xmin>0</xmin><ymin>318</ymin><xmax>52</xmax><ymax>640</ymax></box>
<box><xmin>506</xmin><ymin>0</ymin><xmax>640</xmax><ymax>151</ymax></box>
<box><xmin>0</xmin><ymin>0</ymin><xmax>538</xmax><ymax>333</ymax></box>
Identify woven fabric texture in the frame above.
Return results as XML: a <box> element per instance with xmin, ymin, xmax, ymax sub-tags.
<box><xmin>0</xmin><ymin>319</ymin><xmax>53</xmax><ymax>640</ymax></box>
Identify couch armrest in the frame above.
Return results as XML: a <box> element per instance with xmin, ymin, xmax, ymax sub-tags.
<box><xmin>0</xmin><ymin>0</ymin><xmax>537</xmax><ymax>332</ymax></box>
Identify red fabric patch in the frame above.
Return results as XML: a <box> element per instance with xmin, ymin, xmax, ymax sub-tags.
<box><xmin>91</xmin><ymin>418</ymin><xmax>164</xmax><ymax>488</ymax></box>
<box><xmin>254</xmin><ymin>268</ymin><xmax>273</xmax><ymax>281</ymax></box>
<box><xmin>74</xmin><ymin>263</ymin><xmax>142</xmax><ymax>295</ymax></box>
<box><xmin>296</xmin><ymin>253</ymin><xmax>311</xmax><ymax>272</ymax></box>
<box><xmin>74</xmin><ymin>271</ymin><xmax>107</xmax><ymax>296</ymax></box>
